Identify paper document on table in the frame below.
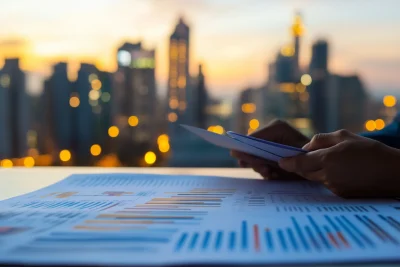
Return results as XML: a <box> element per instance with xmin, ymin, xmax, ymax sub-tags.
<box><xmin>181</xmin><ymin>124</ymin><xmax>305</xmax><ymax>162</ymax></box>
<box><xmin>0</xmin><ymin>173</ymin><xmax>399</xmax><ymax>266</ymax></box>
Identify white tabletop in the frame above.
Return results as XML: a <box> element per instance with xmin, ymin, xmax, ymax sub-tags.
<box><xmin>0</xmin><ymin>167</ymin><xmax>398</xmax><ymax>267</ymax></box>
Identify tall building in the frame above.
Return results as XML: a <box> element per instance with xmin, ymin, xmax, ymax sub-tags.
<box><xmin>114</xmin><ymin>42</ymin><xmax>157</xmax><ymax>143</ymax></box>
<box><xmin>308</xmin><ymin>40</ymin><xmax>329</xmax><ymax>132</ymax></box>
<box><xmin>47</xmin><ymin>63</ymin><xmax>73</xmax><ymax>151</ymax></box>
<box><xmin>326</xmin><ymin>74</ymin><xmax>368</xmax><ymax>133</ymax></box>
<box><xmin>167</xmin><ymin>17</ymin><xmax>190</xmax><ymax>125</ymax></box>
<box><xmin>0</xmin><ymin>58</ymin><xmax>29</xmax><ymax>158</ymax></box>
<box><xmin>74</xmin><ymin>63</ymin><xmax>98</xmax><ymax>164</ymax></box>
<box><xmin>291</xmin><ymin>12</ymin><xmax>304</xmax><ymax>79</ymax></box>
<box><xmin>235</xmin><ymin>88</ymin><xmax>258</xmax><ymax>134</ymax></box>
<box><xmin>193</xmin><ymin>64</ymin><xmax>208</xmax><ymax>128</ymax></box>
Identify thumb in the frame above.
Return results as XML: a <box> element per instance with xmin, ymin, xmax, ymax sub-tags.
<box><xmin>303</xmin><ymin>130</ymin><xmax>354</xmax><ymax>151</ymax></box>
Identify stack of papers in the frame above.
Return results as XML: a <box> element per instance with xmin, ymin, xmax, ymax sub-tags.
<box><xmin>181</xmin><ymin>125</ymin><xmax>306</xmax><ymax>162</ymax></box>
<box><xmin>0</xmin><ymin>173</ymin><xmax>399</xmax><ymax>266</ymax></box>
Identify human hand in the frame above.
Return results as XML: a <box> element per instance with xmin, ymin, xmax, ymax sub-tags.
<box><xmin>231</xmin><ymin>119</ymin><xmax>310</xmax><ymax>180</ymax></box>
<box><xmin>279</xmin><ymin>130</ymin><xmax>400</xmax><ymax>198</ymax></box>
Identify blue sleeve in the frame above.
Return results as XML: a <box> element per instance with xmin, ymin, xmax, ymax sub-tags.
<box><xmin>359</xmin><ymin>117</ymin><xmax>400</xmax><ymax>149</ymax></box>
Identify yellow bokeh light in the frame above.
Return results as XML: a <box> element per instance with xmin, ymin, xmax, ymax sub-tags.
<box><xmin>383</xmin><ymin>95</ymin><xmax>397</xmax><ymax>108</ymax></box>
<box><xmin>375</xmin><ymin>119</ymin><xmax>385</xmax><ymax>130</ymax></box>
<box><xmin>91</xmin><ymin>79</ymin><xmax>102</xmax><ymax>90</ymax></box>
<box><xmin>1</xmin><ymin>159</ymin><xmax>13</xmax><ymax>168</ymax></box>
<box><xmin>301</xmin><ymin>74</ymin><xmax>312</xmax><ymax>86</ymax></box>
<box><xmin>108</xmin><ymin>126</ymin><xmax>119</xmax><ymax>138</ymax></box>
<box><xmin>207</xmin><ymin>125</ymin><xmax>224</xmax><ymax>135</ymax></box>
<box><xmin>59</xmin><ymin>150</ymin><xmax>71</xmax><ymax>162</ymax></box>
<box><xmin>157</xmin><ymin>134</ymin><xmax>169</xmax><ymax>145</ymax></box>
<box><xmin>89</xmin><ymin>90</ymin><xmax>100</xmax><ymax>101</ymax></box>
<box><xmin>169</xmin><ymin>98</ymin><xmax>179</xmax><ymax>109</ymax></box>
<box><xmin>128</xmin><ymin>116</ymin><xmax>139</xmax><ymax>127</ymax></box>
<box><xmin>168</xmin><ymin>112</ymin><xmax>178</xmax><ymax>122</ymax></box>
<box><xmin>280</xmin><ymin>45</ymin><xmax>295</xmax><ymax>57</ymax></box>
<box><xmin>249</xmin><ymin>119</ymin><xmax>260</xmax><ymax>130</ymax></box>
<box><xmin>144</xmin><ymin>151</ymin><xmax>157</xmax><ymax>165</ymax></box>
<box><xmin>365</xmin><ymin>120</ymin><xmax>376</xmax><ymax>132</ymax></box>
<box><xmin>241</xmin><ymin>103</ymin><xmax>256</xmax><ymax>114</ymax></box>
<box><xmin>296</xmin><ymin>83</ymin><xmax>306</xmax><ymax>93</ymax></box>
<box><xmin>90</xmin><ymin>144</ymin><xmax>102</xmax><ymax>156</ymax></box>
<box><xmin>89</xmin><ymin>74</ymin><xmax>98</xmax><ymax>82</ymax></box>
<box><xmin>23</xmin><ymin>157</ymin><xmax>35</xmax><ymax>168</ymax></box>
<box><xmin>159</xmin><ymin>142</ymin><xmax>170</xmax><ymax>153</ymax></box>
<box><xmin>69</xmin><ymin>96</ymin><xmax>80</xmax><ymax>108</ymax></box>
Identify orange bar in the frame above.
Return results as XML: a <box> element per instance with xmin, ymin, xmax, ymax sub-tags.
<box><xmin>97</xmin><ymin>214</ymin><xmax>194</xmax><ymax>219</ymax></box>
<box><xmin>337</xmin><ymin>232</ymin><xmax>350</xmax><ymax>248</ymax></box>
<box><xmin>254</xmin><ymin>224</ymin><xmax>260</xmax><ymax>252</ymax></box>
<box><xmin>85</xmin><ymin>220</ymin><xmax>174</xmax><ymax>225</ymax></box>
<box><xmin>328</xmin><ymin>233</ymin><xmax>340</xmax><ymax>248</ymax></box>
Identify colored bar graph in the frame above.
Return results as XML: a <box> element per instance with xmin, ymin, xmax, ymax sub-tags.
<box><xmin>189</xmin><ymin>233</ymin><xmax>199</xmax><ymax>250</ymax></box>
<box><xmin>379</xmin><ymin>215</ymin><xmax>400</xmax><ymax>232</ymax></box>
<box><xmin>241</xmin><ymin>221</ymin><xmax>248</xmax><ymax>250</ymax></box>
<box><xmin>277</xmin><ymin>229</ymin><xmax>287</xmax><ymax>251</ymax></box>
<box><xmin>324</xmin><ymin>215</ymin><xmax>350</xmax><ymax>248</ymax></box>
<box><xmin>175</xmin><ymin>232</ymin><xmax>187</xmax><ymax>251</ymax></box>
<box><xmin>304</xmin><ymin>226</ymin><xmax>320</xmax><ymax>250</ymax></box>
<box><xmin>335</xmin><ymin>216</ymin><xmax>364</xmax><ymax>248</ymax></box>
<box><xmin>307</xmin><ymin>215</ymin><xmax>331</xmax><ymax>250</ymax></box>
<box><xmin>253</xmin><ymin>224</ymin><xmax>260</xmax><ymax>252</ymax></box>
<box><xmin>229</xmin><ymin>231</ymin><xmax>236</xmax><ymax>251</ymax></box>
<box><xmin>341</xmin><ymin>216</ymin><xmax>374</xmax><ymax>247</ymax></box>
<box><xmin>202</xmin><ymin>231</ymin><xmax>211</xmax><ymax>250</ymax></box>
<box><xmin>355</xmin><ymin>215</ymin><xmax>385</xmax><ymax>241</ymax></box>
<box><xmin>324</xmin><ymin>226</ymin><xmax>339</xmax><ymax>248</ymax></box>
<box><xmin>361</xmin><ymin>215</ymin><xmax>398</xmax><ymax>244</ymax></box>
<box><xmin>291</xmin><ymin>217</ymin><xmax>310</xmax><ymax>251</ymax></box>
<box><xmin>286</xmin><ymin>228</ymin><xmax>298</xmax><ymax>251</ymax></box>
<box><xmin>265</xmin><ymin>229</ymin><xmax>273</xmax><ymax>251</ymax></box>
<box><xmin>215</xmin><ymin>231</ymin><xmax>223</xmax><ymax>251</ymax></box>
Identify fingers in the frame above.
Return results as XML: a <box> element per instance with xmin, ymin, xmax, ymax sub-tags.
<box><xmin>303</xmin><ymin>130</ymin><xmax>355</xmax><ymax>151</ymax></box>
<box><xmin>278</xmin><ymin>150</ymin><xmax>324</xmax><ymax>174</ymax></box>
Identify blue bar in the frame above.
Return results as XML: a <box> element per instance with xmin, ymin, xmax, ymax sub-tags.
<box><xmin>189</xmin><ymin>233</ymin><xmax>199</xmax><ymax>250</ymax></box>
<box><xmin>202</xmin><ymin>231</ymin><xmax>211</xmax><ymax>250</ymax></box>
<box><xmin>307</xmin><ymin>215</ymin><xmax>331</xmax><ymax>250</ymax></box>
<box><xmin>265</xmin><ymin>230</ymin><xmax>273</xmax><ymax>251</ymax></box>
<box><xmin>325</xmin><ymin>215</ymin><xmax>340</xmax><ymax>232</ymax></box>
<box><xmin>304</xmin><ymin>226</ymin><xmax>320</xmax><ymax>250</ymax></box>
<box><xmin>175</xmin><ymin>232</ymin><xmax>188</xmax><ymax>251</ymax></box>
<box><xmin>215</xmin><ymin>231</ymin><xmax>223</xmax><ymax>251</ymax></box>
<box><xmin>229</xmin><ymin>231</ymin><xmax>236</xmax><ymax>251</ymax></box>
<box><xmin>335</xmin><ymin>216</ymin><xmax>364</xmax><ymax>248</ymax></box>
<box><xmin>291</xmin><ymin>217</ymin><xmax>310</xmax><ymax>251</ymax></box>
<box><xmin>287</xmin><ymin>228</ymin><xmax>299</xmax><ymax>251</ymax></box>
<box><xmin>341</xmin><ymin>216</ymin><xmax>374</xmax><ymax>247</ymax></box>
<box><xmin>362</xmin><ymin>215</ymin><xmax>398</xmax><ymax>244</ymax></box>
<box><xmin>241</xmin><ymin>221</ymin><xmax>248</xmax><ymax>250</ymax></box>
<box><xmin>277</xmin><ymin>229</ymin><xmax>287</xmax><ymax>251</ymax></box>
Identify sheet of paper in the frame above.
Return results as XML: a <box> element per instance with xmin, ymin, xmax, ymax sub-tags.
<box><xmin>227</xmin><ymin>132</ymin><xmax>306</xmax><ymax>158</ymax></box>
<box><xmin>0</xmin><ymin>173</ymin><xmax>400</xmax><ymax>266</ymax></box>
<box><xmin>181</xmin><ymin>125</ymin><xmax>281</xmax><ymax>161</ymax></box>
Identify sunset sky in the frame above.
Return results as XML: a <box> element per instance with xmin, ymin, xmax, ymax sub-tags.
<box><xmin>0</xmin><ymin>0</ymin><xmax>399</xmax><ymax>98</ymax></box>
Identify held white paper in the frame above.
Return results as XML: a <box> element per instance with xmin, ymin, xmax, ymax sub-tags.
<box><xmin>0</xmin><ymin>173</ymin><xmax>400</xmax><ymax>266</ymax></box>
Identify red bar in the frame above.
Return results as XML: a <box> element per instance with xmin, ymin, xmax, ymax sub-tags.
<box><xmin>327</xmin><ymin>233</ymin><xmax>340</xmax><ymax>248</ymax></box>
<box><xmin>337</xmin><ymin>232</ymin><xmax>350</xmax><ymax>248</ymax></box>
<box><xmin>253</xmin><ymin>224</ymin><xmax>260</xmax><ymax>252</ymax></box>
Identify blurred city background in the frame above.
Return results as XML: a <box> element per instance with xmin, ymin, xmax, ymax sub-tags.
<box><xmin>0</xmin><ymin>0</ymin><xmax>399</xmax><ymax>168</ymax></box>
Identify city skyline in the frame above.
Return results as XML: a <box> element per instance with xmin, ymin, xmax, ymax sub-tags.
<box><xmin>0</xmin><ymin>0</ymin><xmax>399</xmax><ymax>98</ymax></box>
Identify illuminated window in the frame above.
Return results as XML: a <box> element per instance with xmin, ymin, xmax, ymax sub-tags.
<box><xmin>118</xmin><ymin>50</ymin><xmax>131</xmax><ymax>67</ymax></box>
<box><xmin>280</xmin><ymin>83</ymin><xmax>296</xmax><ymax>93</ymax></box>
<box><xmin>178</xmin><ymin>76</ymin><xmax>186</xmax><ymax>88</ymax></box>
<box><xmin>108</xmin><ymin>126</ymin><xmax>120</xmax><ymax>138</ymax></box>
<box><xmin>70</xmin><ymin>96</ymin><xmax>80</xmax><ymax>108</ymax></box>
<box><xmin>91</xmin><ymin>79</ymin><xmax>102</xmax><ymax>90</ymax></box>
<box><xmin>90</xmin><ymin>144</ymin><xmax>102</xmax><ymax>156</ymax></box>
<box><xmin>128</xmin><ymin>116</ymin><xmax>139</xmax><ymax>127</ymax></box>
<box><xmin>169</xmin><ymin>79</ymin><xmax>177</xmax><ymax>88</ymax></box>
<box><xmin>301</xmin><ymin>74</ymin><xmax>312</xmax><ymax>86</ymax></box>
<box><xmin>299</xmin><ymin>92</ymin><xmax>309</xmax><ymax>102</ymax></box>
<box><xmin>249</xmin><ymin>119</ymin><xmax>259</xmax><ymax>130</ymax></box>
<box><xmin>241</xmin><ymin>103</ymin><xmax>256</xmax><ymax>114</ymax></box>
<box><xmin>296</xmin><ymin>83</ymin><xmax>306</xmax><ymax>93</ymax></box>
<box><xmin>168</xmin><ymin>112</ymin><xmax>178</xmax><ymax>122</ymax></box>
<box><xmin>144</xmin><ymin>151</ymin><xmax>156</xmax><ymax>165</ymax></box>
<box><xmin>383</xmin><ymin>95</ymin><xmax>397</xmax><ymax>107</ymax></box>
<box><xmin>59</xmin><ymin>150</ymin><xmax>71</xmax><ymax>162</ymax></box>
<box><xmin>0</xmin><ymin>74</ymin><xmax>10</xmax><ymax>88</ymax></box>
<box><xmin>179</xmin><ymin>102</ymin><xmax>186</xmax><ymax>111</ymax></box>
<box><xmin>281</xmin><ymin>45</ymin><xmax>295</xmax><ymax>57</ymax></box>
<box><xmin>169</xmin><ymin>98</ymin><xmax>179</xmax><ymax>109</ymax></box>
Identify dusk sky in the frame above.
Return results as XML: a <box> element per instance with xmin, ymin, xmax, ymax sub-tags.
<box><xmin>0</xmin><ymin>0</ymin><xmax>399</xmax><ymax>98</ymax></box>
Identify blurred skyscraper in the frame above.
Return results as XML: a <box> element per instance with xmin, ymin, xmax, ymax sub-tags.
<box><xmin>167</xmin><ymin>17</ymin><xmax>190</xmax><ymax>126</ymax></box>
<box><xmin>114</xmin><ymin>42</ymin><xmax>157</xmax><ymax>165</ymax></box>
<box><xmin>308</xmin><ymin>40</ymin><xmax>329</xmax><ymax>132</ymax></box>
<box><xmin>0</xmin><ymin>58</ymin><xmax>29</xmax><ymax>159</ymax></box>
<box><xmin>193</xmin><ymin>64</ymin><xmax>208</xmax><ymax>128</ymax></box>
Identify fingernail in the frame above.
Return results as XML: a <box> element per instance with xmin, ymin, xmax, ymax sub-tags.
<box><xmin>302</xmin><ymin>143</ymin><xmax>310</xmax><ymax>150</ymax></box>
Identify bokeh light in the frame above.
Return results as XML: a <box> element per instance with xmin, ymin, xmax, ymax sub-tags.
<box><xmin>128</xmin><ymin>116</ymin><xmax>139</xmax><ymax>127</ymax></box>
<box><xmin>365</xmin><ymin>120</ymin><xmax>376</xmax><ymax>131</ymax></box>
<box><xmin>383</xmin><ymin>95</ymin><xmax>397</xmax><ymax>108</ymax></box>
<box><xmin>23</xmin><ymin>157</ymin><xmax>35</xmax><ymax>167</ymax></box>
<box><xmin>301</xmin><ymin>74</ymin><xmax>312</xmax><ymax>86</ymax></box>
<box><xmin>108</xmin><ymin>126</ymin><xmax>119</xmax><ymax>138</ymax></box>
<box><xmin>59</xmin><ymin>150</ymin><xmax>71</xmax><ymax>162</ymax></box>
<box><xmin>144</xmin><ymin>151</ymin><xmax>157</xmax><ymax>165</ymax></box>
<box><xmin>90</xmin><ymin>144</ymin><xmax>102</xmax><ymax>156</ymax></box>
